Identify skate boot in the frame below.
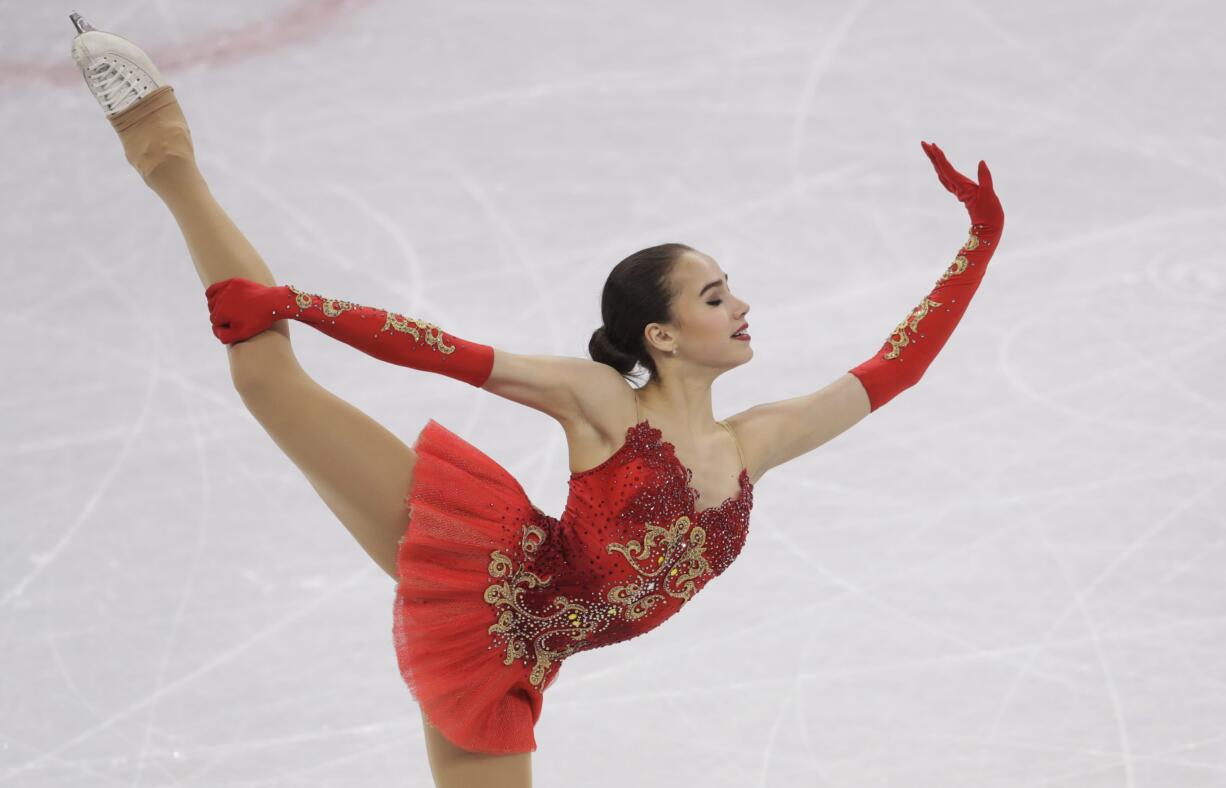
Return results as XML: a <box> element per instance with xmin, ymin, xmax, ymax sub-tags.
<box><xmin>68</xmin><ymin>12</ymin><xmax>195</xmax><ymax>187</ymax></box>
<box><xmin>69</xmin><ymin>12</ymin><xmax>167</xmax><ymax>117</ymax></box>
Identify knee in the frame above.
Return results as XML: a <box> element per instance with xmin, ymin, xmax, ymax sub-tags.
<box><xmin>227</xmin><ymin>330</ymin><xmax>301</xmax><ymax>400</ymax></box>
<box><xmin>227</xmin><ymin>346</ymin><xmax>267</xmax><ymax>400</ymax></box>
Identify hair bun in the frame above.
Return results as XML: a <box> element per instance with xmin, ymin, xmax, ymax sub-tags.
<box><xmin>588</xmin><ymin>324</ymin><xmax>637</xmax><ymax>377</ymax></box>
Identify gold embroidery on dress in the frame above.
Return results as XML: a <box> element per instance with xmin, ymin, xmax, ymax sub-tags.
<box><xmin>287</xmin><ymin>284</ymin><xmax>456</xmax><ymax>354</ymax></box>
<box><xmin>484</xmin><ymin>523</ymin><xmax>588</xmax><ymax>688</ymax></box>
<box><xmin>606</xmin><ymin>515</ymin><xmax>711</xmax><ymax>617</ymax></box>
<box><xmin>484</xmin><ymin>513</ymin><xmax>716</xmax><ymax>688</ymax></box>
<box><xmin>881</xmin><ymin>228</ymin><xmax>980</xmax><ymax>360</ymax></box>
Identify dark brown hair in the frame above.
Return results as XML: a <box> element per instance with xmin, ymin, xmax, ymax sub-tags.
<box><xmin>588</xmin><ymin>242</ymin><xmax>695</xmax><ymax>386</ymax></box>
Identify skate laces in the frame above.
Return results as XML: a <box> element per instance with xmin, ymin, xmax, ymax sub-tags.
<box><xmin>83</xmin><ymin>56</ymin><xmax>152</xmax><ymax>114</ymax></box>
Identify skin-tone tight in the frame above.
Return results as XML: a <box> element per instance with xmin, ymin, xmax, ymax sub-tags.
<box><xmin>107</xmin><ymin>85</ymin><xmax>532</xmax><ymax>788</ymax></box>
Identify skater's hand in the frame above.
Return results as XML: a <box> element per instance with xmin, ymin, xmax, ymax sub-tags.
<box><xmin>205</xmin><ymin>277</ymin><xmax>285</xmax><ymax>345</ymax></box>
<box><xmin>920</xmin><ymin>141</ymin><xmax>1004</xmax><ymax>229</ymax></box>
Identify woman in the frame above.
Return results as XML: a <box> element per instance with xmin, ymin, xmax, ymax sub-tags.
<box><xmin>69</xmin><ymin>13</ymin><xmax>1004</xmax><ymax>787</ymax></box>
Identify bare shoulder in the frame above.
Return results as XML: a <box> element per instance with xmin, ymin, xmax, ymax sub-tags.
<box><xmin>718</xmin><ymin>408</ymin><xmax>770</xmax><ymax>486</ymax></box>
<box><xmin>720</xmin><ymin>401</ymin><xmax>790</xmax><ymax>486</ymax></box>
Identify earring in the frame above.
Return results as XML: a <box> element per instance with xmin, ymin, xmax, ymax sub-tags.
<box><xmin>670</xmin><ymin>349</ymin><xmax>677</xmax><ymax>355</ymax></box>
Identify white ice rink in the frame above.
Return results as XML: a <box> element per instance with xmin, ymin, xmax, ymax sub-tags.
<box><xmin>3</xmin><ymin>1</ymin><xmax>1224</xmax><ymax>785</ymax></box>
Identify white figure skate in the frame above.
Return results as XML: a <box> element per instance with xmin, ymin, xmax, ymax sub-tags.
<box><xmin>69</xmin><ymin>12</ymin><xmax>167</xmax><ymax>117</ymax></box>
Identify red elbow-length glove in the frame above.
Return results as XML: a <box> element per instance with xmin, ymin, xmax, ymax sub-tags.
<box><xmin>204</xmin><ymin>278</ymin><xmax>495</xmax><ymax>388</ymax></box>
<box><xmin>849</xmin><ymin>141</ymin><xmax>1005</xmax><ymax>411</ymax></box>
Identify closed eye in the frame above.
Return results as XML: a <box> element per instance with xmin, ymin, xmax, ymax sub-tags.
<box><xmin>707</xmin><ymin>299</ymin><xmax>722</xmax><ymax>306</ymax></box>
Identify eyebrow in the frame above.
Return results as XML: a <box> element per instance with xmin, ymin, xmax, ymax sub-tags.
<box><xmin>699</xmin><ymin>273</ymin><xmax>729</xmax><ymax>297</ymax></box>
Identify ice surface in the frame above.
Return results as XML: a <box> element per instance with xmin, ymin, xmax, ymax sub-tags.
<box><xmin>2</xmin><ymin>1</ymin><xmax>1224</xmax><ymax>786</ymax></box>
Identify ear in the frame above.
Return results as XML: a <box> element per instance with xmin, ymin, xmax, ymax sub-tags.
<box><xmin>643</xmin><ymin>322</ymin><xmax>674</xmax><ymax>354</ymax></box>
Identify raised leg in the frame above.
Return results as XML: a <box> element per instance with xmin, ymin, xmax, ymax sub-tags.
<box><xmin>109</xmin><ymin>82</ymin><xmax>533</xmax><ymax>777</ymax></box>
<box><xmin>229</xmin><ymin>336</ymin><xmax>416</xmax><ymax>581</ymax></box>
<box><xmin>110</xmin><ymin>86</ymin><xmax>282</xmax><ymax>293</ymax></box>
<box><xmin>110</xmin><ymin>87</ymin><xmax>415</xmax><ymax>579</ymax></box>
<box><xmin>419</xmin><ymin>709</ymin><xmax>533</xmax><ymax>788</ymax></box>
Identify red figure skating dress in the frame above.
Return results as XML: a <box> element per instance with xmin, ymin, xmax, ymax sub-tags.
<box><xmin>393</xmin><ymin>391</ymin><xmax>754</xmax><ymax>754</ymax></box>
<box><xmin>201</xmin><ymin>141</ymin><xmax>1002</xmax><ymax>757</ymax></box>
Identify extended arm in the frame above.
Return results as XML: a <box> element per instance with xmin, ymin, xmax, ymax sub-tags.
<box><xmin>731</xmin><ymin>142</ymin><xmax>1005</xmax><ymax>477</ymax></box>
<box><xmin>205</xmin><ymin>279</ymin><xmax>495</xmax><ymax>387</ymax></box>
<box><xmin>205</xmin><ymin>278</ymin><xmax>624</xmax><ymax>424</ymax></box>
<box><xmin>848</xmin><ymin>143</ymin><xmax>1004</xmax><ymax>410</ymax></box>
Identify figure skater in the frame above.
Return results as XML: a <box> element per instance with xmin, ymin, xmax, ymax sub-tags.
<box><xmin>69</xmin><ymin>12</ymin><xmax>1004</xmax><ymax>787</ymax></box>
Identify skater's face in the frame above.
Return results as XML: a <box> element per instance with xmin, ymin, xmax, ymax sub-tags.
<box><xmin>643</xmin><ymin>251</ymin><xmax>752</xmax><ymax>370</ymax></box>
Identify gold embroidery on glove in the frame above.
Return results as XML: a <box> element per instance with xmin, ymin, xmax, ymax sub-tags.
<box><xmin>938</xmin><ymin>254</ymin><xmax>969</xmax><ymax>283</ymax></box>
<box><xmin>934</xmin><ymin>229</ymin><xmax>978</xmax><ymax>283</ymax></box>
<box><xmin>883</xmin><ymin>297</ymin><xmax>941</xmax><ymax>360</ymax></box>
<box><xmin>289</xmin><ymin>285</ymin><xmax>361</xmax><ymax>316</ymax></box>
<box><xmin>287</xmin><ymin>285</ymin><xmax>456</xmax><ymax>355</ymax></box>
<box><xmin>383</xmin><ymin>312</ymin><xmax>456</xmax><ymax>354</ymax></box>
<box><xmin>881</xmin><ymin>228</ymin><xmax>981</xmax><ymax>360</ymax></box>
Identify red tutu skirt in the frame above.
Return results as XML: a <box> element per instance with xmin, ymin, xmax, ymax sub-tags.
<box><xmin>392</xmin><ymin>419</ymin><xmax>558</xmax><ymax>755</ymax></box>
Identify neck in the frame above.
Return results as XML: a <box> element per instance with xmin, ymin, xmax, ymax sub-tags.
<box><xmin>635</xmin><ymin>376</ymin><xmax>718</xmax><ymax>440</ymax></box>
